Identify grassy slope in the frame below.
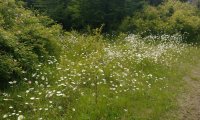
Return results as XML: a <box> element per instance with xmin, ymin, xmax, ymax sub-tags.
<box><xmin>1</xmin><ymin>33</ymin><xmax>200</xmax><ymax>120</ymax></box>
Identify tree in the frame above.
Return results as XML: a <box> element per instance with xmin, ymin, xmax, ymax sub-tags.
<box><xmin>120</xmin><ymin>0</ymin><xmax>200</xmax><ymax>42</ymax></box>
<box><xmin>148</xmin><ymin>0</ymin><xmax>163</xmax><ymax>5</ymax></box>
<box><xmin>25</xmin><ymin>0</ymin><xmax>146</xmax><ymax>32</ymax></box>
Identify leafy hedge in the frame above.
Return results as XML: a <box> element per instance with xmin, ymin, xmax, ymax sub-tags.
<box><xmin>0</xmin><ymin>0</ymin><xmax>61</xmax><ymax>89</ymax></box>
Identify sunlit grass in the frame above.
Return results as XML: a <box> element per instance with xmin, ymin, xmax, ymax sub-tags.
<box><xmin>1</xmin><ymin>33</ymin><xmax>200</xmax><ymax>120</ymax></box>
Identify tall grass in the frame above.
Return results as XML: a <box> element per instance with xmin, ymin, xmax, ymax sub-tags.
<box><xmin>1</xmin><ymin>33</ymin><xmax>200</xmax><ymax>120</ymax></box>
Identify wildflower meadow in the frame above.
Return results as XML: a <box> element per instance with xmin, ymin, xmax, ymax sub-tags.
<box><xmin>1</xmin><ymin>0</ymin><xmax>200</xmax><ymax>119</ymax></box>
<box><xmin>1</xmin><ymin>33</ymin><xmax>200</xmax><ymax>120</ymax></box>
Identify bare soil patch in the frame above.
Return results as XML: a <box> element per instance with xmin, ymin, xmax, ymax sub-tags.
<box><xmin>179</xmin><ymin>64</ymin><xmax>200</xmax><ymax>120</ymax></box>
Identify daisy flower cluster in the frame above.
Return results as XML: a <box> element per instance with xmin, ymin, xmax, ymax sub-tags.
<box><xmin>0</xmin><ymin>33</ymin><xmax>195</xmax><ymax>119</ymax></box>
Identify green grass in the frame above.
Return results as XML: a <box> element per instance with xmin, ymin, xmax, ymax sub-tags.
<box><xmin>1</xmin><ymin>33</ymin><xmax>200</xmax><ymax>120</ymax></box>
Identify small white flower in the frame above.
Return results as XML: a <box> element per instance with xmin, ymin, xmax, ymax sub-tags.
<box><xmin>9</xmin><ymin>106</ymin><xmax>13</xmax><ymax>109</ymax></box>
<box><xmin>17</xmin><ymin>115</ymin><xmax>25</xmax><ymax>120</ymax></box>
<box><xmin>12</xmin><ymin>81</ymin><xmax>17</xmax><ymax>84</ymax></box>
<box><xmin>124</xmin><ymin>109</ymin><xmax>128</xmax><ymax>112</ymax></box>
<box><xmin>30</xmin><ymin>97</ymin><xmax>35</xmax><ymax>100</ymax></box>
<box><xmin>17</xmin><ymin>95</ymin><xmax>22</xmax><ymax>98</ymax></box>
<box><xmin>3</xmin><ymin>114</ymin><xmax>8</xmax><ymax>118</ymax></box>
<box><xmin>58</xmin><ymin>106</ymin><xmax>63</xmax><ymax>110</ymax></box>
<box><xmin>28</xmin><ymin>81</ymin><xmax>32</xmax><ymax>84</ymax></box>
<box><xmin>35</xmin><ymin>81</ymin><xmax>38</xmax><ymax>85</ymax></box>
<box><xmin>41</xmin><ymin>76</ymin><xmax>45</xmax><ymax>80</ymax></box>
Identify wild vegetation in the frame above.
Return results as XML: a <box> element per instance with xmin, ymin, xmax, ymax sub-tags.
<box><xmin>0</xmin><ymin>0</ymin><xmax>61</xmax><ymax>89</ymax></box>
<box><xmin>1</xmin><ymin>31</ymin><xmax>200</xmax><ymax>119</ymax></box>
<box><xmin>120</xmin><ymin>0</ymin><xmax>200</xmax><ymax>42</ymax></box>
<box><xmin>24</xmin><ymin>0</ymin><xmax>146</xmax><ymax>31</ymax></box>
<box><xmin>1</xmin><ymin>0</ymin><xmax>200</xmax><ymax>120</ymax></box>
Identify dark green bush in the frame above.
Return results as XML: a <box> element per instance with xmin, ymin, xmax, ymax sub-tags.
<box><xmin>0</xmin><ymin>0</ymin><xmax>61</xmax><ymax>89</ymax></box>
<box><xmin>25</xmin><ymin>0</ymin><xmax>146</xmax><ymax>32</ymax></box>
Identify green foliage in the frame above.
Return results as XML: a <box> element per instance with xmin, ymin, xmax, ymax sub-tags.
<box><xmin>120</xmin><ymin>0</ymin><xmax>200</xmax><ymax>42</ymax></box>
<box><xmin>0</xmin><ymin>0</ymin><xmax>61</xmax><ymax>89</ymax></box>
<box><xmin>27</xmin><ymin>0</ymin><xmax>146</xmax><ymax>32</ymax></box>
<box><xmin>148</xmin><ymin>0</ymin><xmax>164</xmax><ymax>6</ymax></box>
<box><xmin>1</xmin><ymin>33</ymin><xmax>200</xmax><ymax>119</ymax></box>
<box><xmin>1</xmin><ymin>0</ymin><xmax>200</xmax><ymax>119</ymax></box>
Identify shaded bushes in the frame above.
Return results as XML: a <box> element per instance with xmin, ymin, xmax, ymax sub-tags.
<box><xmin>24</xmin><ymin>0</ymin><xmax>146</xmax><ymax>32</ymax></box>
<box><xmin>0</xmin><ymin>0</ymin><xmax>61</xmax><ymax>89</ymax></box>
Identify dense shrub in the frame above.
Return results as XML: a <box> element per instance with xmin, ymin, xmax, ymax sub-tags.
<box><xmin>0</xmin><ymin>0</ymin><xmax>61</xmax><ymax>89</ymax></box>
<box><xmin>119</xmin><ymin>0</ymin><xmax>200</xmax><ymax>42</ymax></box>
<box><xmin>24</xmin><ymin>0</ymin><xmax>146</xmax><ymax>32</ymax></box>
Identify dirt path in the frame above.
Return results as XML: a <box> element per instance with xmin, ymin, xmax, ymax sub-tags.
<box><xmin>178</xmin><ymin>63</ymin><xmax>200</xmax><ymax>120</ymax></box>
